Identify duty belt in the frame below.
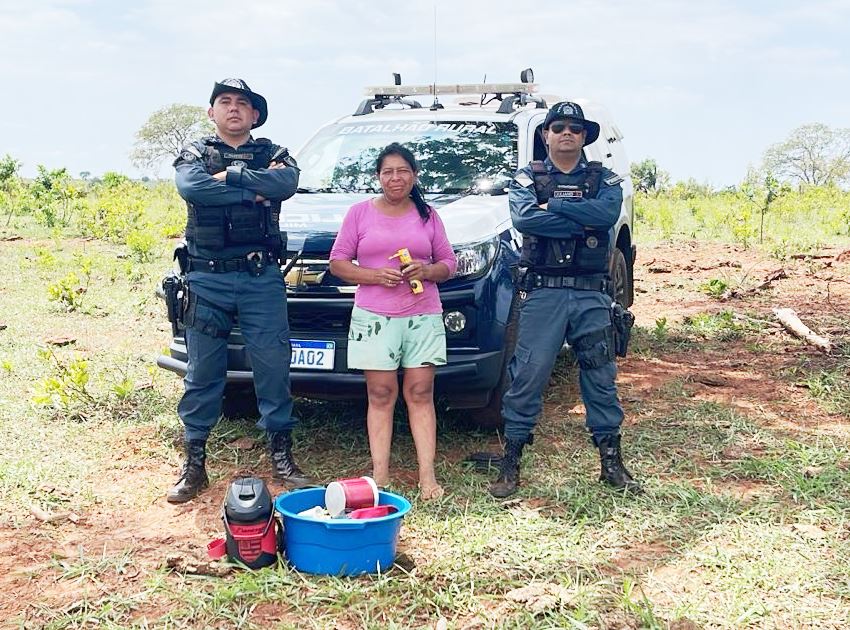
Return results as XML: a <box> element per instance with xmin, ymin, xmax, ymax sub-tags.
<box><xmin>188</xmin><ymin>251</ymin><xmax>276</xmax><ymax>275</ymax></box>
<box><xmin>526</xmin><ymin>273</ymin><xmax>607</xmax><ymax>292</ymax></box>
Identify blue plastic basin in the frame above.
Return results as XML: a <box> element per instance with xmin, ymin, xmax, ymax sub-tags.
<box><xmin>274</xmin><ymin>488</ymin><xmax>411</xmax><ymax>576</ymax></box>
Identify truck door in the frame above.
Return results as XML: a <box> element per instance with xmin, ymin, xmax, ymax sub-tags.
<box><xmin>522</xmin><ymin>113</ymin><xmax>548</xmax><ymax>163</ymax></box>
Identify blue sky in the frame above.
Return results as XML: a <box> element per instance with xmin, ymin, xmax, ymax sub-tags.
<box><xmin>2</xmin><ymin>0</ymin><xmax>848</xmax><ymax>186</ymax></box>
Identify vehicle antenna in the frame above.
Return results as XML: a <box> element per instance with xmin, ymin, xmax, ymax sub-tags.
<box><xmin>430</xmin><ymin>4</ymin><xmax>443</xmax><ymax>111</ymax></box>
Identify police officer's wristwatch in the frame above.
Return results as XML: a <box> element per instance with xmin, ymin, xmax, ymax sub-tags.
<box><xmin>226</xmin><ymin>164</ymin><xmax>244</xmax><ymax>186</ymax></box>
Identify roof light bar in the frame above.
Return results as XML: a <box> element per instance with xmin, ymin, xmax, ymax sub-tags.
<box><xmin>364</xmin><ymin>83</ymin><xmax>538</xmax><ymax>97</ymax></box>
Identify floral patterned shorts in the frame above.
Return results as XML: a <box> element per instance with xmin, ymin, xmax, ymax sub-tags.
<box><xmin>347</xmin><ymin>306</ymin><xmax>447</xmax><ymax>370</ymax></box>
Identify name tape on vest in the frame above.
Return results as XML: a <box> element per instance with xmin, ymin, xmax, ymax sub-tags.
<box><xmin>553</xmin><ymin>188</ymin><xmax>583</xmax><ymax>199</ymax></box>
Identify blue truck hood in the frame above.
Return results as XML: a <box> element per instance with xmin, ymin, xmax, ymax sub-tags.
<box><xmin>280</xmin><ymin>192</ymin><xmax>511</xmax><ymax>253</ymax></box>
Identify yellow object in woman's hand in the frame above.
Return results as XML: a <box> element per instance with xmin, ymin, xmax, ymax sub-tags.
<box><xmin>389</xmin><ymin>248</ymin><xmax>425</xmax><ymax>294</ymax></box>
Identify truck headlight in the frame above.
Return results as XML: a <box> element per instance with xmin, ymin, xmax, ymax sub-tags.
<box><xmin>453</xmin><ymin>237</ymin><xmax>499</xmax><ymax>279</ymax></box>
<box><xmin>443</xmin><ymin>310</ymin><xmax>466</xmax><ymax>333</ymax></box>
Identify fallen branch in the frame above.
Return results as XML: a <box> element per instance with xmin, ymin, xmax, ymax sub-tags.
<box><xmin>693</xmin><ymin>374</ymin><xmax>729</xmax><ymax>387</ymax></box>
<box><xmin>647</xmin><ymin>264</ymin><xmax>672</xmax><ymax>274</ymax></box>
<box><xmin>731</xmin><ymin>311</ymin><xmax>781</xmax><ymax>328</ymax></box>
<box><xmin>756</xmin><ymin>268</ymin><xmax>788</xmax><ymax>290</ymax></box>
<box><xmin>30</xmin><ymin>505</ymin><xmax>79</xmax><ymax>524</ymax></box>
<box><xmin>683</xmin><ymin>261</ymin><xmax>742</xmax><ymax>272</ymax></box>
<box><xmin>790</xmin><ymin>253</ymin><xmax>834</xmax><ymax>260</ymax></box>
<box><xmin>772</xmin><ymin>308</ymin><xmax>832</xmax><ymax>353</ymax></box>
<box><xmin>165</xmin><ymin>553</ymin><xmax>233</xmax><ymax>577</ymax></box>
<box><xmin>719</xmin><ymin>269</ymin><xmax>787</xmax><ymax>300</ymax></box>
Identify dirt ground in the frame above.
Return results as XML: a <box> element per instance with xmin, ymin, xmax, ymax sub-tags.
<box><xmin>625</xmin><ymin>241</ymin><xmax>849</xmax><ymax>438</ymax></box>
<box><xmin>1</xmin><ymin>241</ymin><xmax>848</xmax><ymax>625</ymax></box>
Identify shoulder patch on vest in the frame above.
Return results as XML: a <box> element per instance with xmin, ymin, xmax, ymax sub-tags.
<box><xmin>515</xmin><ymin>173</ymin><xmax>534</xmax><ymax>188</ymax></box>
<box><xmin>604</xmin><ymin>174</ymin><xmax>623</xmax><ymax>186</ymax></box>
<box><xmin>183</xmin><ymin>145</ymin><xmax>203</xmax><ymax>159</ymax></box>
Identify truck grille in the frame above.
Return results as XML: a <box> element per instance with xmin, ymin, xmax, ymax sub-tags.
<box><xmin>284</xmin><ymin>257</ymin><xmax>355</xmax><ymax>290</ymax></box>
<box><xmin>289</xmin><ymin>309</ymin><xmax>351</xmax><ymax>333</ymax></box>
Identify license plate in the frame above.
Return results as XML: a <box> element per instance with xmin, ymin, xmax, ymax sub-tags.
<box><xmin>290</xmin><ymin>339</ymin><xmax>335</xmax><ymax>370</ymax></box>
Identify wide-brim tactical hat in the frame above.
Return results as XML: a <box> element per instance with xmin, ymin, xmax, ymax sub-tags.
<box><xmin>209</xmin><ymin>78</ymin><xmax>268</xmax><ymax>128</ymax></box>
<box><xmin>543</xmin><ymin>101</ymin><xmax>600</xmax><ymax>146</ymax></box>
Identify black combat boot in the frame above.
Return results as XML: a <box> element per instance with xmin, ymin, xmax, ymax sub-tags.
<box><xmin>268</xmin><ymin>431</ymin><xmax>312</xmax><ymax>487</ymax></box>
<box><xmin>489</xmin><ymin>438</ymin><xmax>529</xmax><ymax>498</ymax></box>
<box><xmin>593</xmin><ymin>433</ymin><xmax>643</xmax><ymax>494</ymax></box>
<box><xmin>167</xmin><ymin>439</ymin><xmax>209</xmax><ymax>503</ymax></box>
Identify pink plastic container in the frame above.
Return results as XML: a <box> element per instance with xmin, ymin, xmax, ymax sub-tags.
<box><xmin>325</xmin><ymin>476</ymin><xmax>379</xmax><ymax>517</ymax></box>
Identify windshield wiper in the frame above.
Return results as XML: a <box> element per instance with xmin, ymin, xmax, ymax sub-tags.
<box><xmin>426</xmin><ymin>181</ymin><xmax>510</xmax><ymax>196</ymax></box>
<box><xmin>297</xmin><ymin>186</ymin><xmax>379</xmax><ymax>194</ymax></box>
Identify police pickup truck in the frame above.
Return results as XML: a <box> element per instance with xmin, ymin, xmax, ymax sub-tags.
<box><xmin>157</xmin><ymin>72</ymin><xmax>635</xmax><ymax>427</ymax></box>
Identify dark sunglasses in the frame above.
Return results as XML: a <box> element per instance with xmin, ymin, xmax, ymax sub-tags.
<box><xmin>549</xmin><ymin>121</ymin><xmax>585</xmax><ymax>135</ymax></box>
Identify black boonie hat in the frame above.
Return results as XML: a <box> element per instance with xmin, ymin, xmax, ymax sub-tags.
<box><xmin>209</xmin><ymin>78</ymin><xmax>268</xmax><ymax>128</ymax></box>
<box><xmin>543</xmin><ymin>101</ymin><xmax>600</xmax><ymax>146</ymax></box>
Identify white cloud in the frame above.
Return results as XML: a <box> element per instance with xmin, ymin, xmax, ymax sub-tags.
<box><xmin>2</xmin><ymin>0</ymin><xmax>849</xmax><ymax>185</ymax></box>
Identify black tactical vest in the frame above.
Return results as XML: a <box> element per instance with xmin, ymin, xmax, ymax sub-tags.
<box><xmin>184</xmin><ymin>137</ymin><xmax>288</xmax><ymax>254</ymax></box>
<box><xmin>519</xmin><ymin>161</ymin><xmax>610</xmax><ymax>276</ymax></box>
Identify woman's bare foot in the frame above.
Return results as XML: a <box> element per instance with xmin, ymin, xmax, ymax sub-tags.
<box><xmin>419</xmin><ymin>482</ymin><xmax>444</xmax><ymax>500</ymax></box>
<box><xmin>370</xmin><ymin>471</ymin><xmax>390</xmax><ymax>489</ymax></box>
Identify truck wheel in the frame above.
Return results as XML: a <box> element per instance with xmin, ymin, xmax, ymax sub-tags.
<box><xmin>609</xmin><ymin>247</ymin><xmax>633</xmax><ymax>308</ymax></box>
<box><xmin>469</xmin><ymin>297</ymin><xmax>520</xmax><ymax>430</ymax></box>
<box><xmin>221</xmin><ymin>384</ymin><xmax>259</xmax><ymax>420</ymax></box>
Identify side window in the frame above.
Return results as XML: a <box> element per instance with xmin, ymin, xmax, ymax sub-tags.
<box><xmin>597</xmin><ymin>123</ymin><xmax>615</xmax><ymax>164</ymax></box>
<box><xmin>533</xmin><ymin>123</ymin><xmax>547</xmax><ymax>161</ymax></box>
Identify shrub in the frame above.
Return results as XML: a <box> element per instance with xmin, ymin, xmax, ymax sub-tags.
<box><xmin>32</xmin><ymin>349</ymin><xmax>96</xmax><ymax>416</ymax></box>
<box><xmin>700</xmin><ymin>278</ymin><xmax>729</xmax><ymax>299</ymax></box>
<box><xmin>46</xmin><ymin>255</ymin><xmax>92</xmax><ymax>312</ymax></box>
<box><xmin>47</xmin><ymin>272</ymin><xmax>87</xmax><ymax>311</ymax></box>
<box><xmin>126</xmin><ymin>228</ymin><xmax>158</xmax><ymax>263</ymax></box>
<box><xmin>78</xmin><ymin>179</ymin><xmax>146</xmax><ymax>240</ymax></box>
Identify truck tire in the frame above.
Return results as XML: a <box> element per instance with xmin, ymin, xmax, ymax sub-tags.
<box><xmin>469</xmin><ymin>296</ymin><xmax>520</xmax><ymax>429</ymax></box>
<box><xmin>609</xmin><ymin>247</ymin><xmax>633</xmax><ymax>308</ymax></box>
<box><xmin>221</xmin><ymin>383</ymin><xmax>259</xmax><ymax>420</ymax></box>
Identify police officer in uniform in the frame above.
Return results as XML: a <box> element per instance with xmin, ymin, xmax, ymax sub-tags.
<box><xmin>489</xmin><ymin>102</ymin><xmax>642</xmax><ymax>497</ymax></box>
<box><xmin>167</xmin><ymin>78</ymin><xmax>310</xmax><ymax>503</ymax></box>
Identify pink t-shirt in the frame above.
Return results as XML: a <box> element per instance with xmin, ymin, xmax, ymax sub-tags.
<box><xmin>329</xmin><ymin>199</ymin><xmax>458</xmax><ymax>317</ymax></box>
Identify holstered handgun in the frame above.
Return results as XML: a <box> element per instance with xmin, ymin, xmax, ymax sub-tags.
<box><xmin>611</xmin><ymin>303</ymin><xmax>635</xmax><ymax>357</ymax></box>
<box><xmin>162</xmin><ymin>271</ymin><xmax>186</xmax><ymax>336</ymax></box>
<box><xmin>173</xmin><ymin>242</ymin><xmax>189</xmax><ymax>275</ymax></box>
<box><xmin>515</xmin><ymin>266</ymin><xmax>531</xmax><ymax>292</ymax></box>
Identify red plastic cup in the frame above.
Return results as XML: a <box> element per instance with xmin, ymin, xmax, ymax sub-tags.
<box><xmin>349</xmin><ymin>504</ymin><xmax>398</xmax><ymax>519</ymax></box>
<box><xmin>207</xmin><ymin>537</ymin><xmax>226</xmax><ymax>559</ymax></box>
<box><xmin>325</xmin><ymin>476</ymin><xmax>379</xmax><ymax>517</ymax></box>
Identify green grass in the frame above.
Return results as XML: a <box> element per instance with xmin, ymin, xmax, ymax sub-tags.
<box><xmin>635</xmin><ymin>186</ymin><xmax>850</xmax><ymax>250</ymax></box>
<box><xmin>57</xmin><ymin>395</ymin><xmax>840</xmax><ymax>629</ymax></box>
<box><xmin>2</xmin><ymin>225</ymin><xmax>850</xmax><ymax>628</ymax></box>
<box><xmin>793</xmin><ymin>367</ymin><xmax>850</xmax><ymax>417</ymax></box>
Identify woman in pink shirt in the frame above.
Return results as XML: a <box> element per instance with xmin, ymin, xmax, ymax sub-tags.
<box><xmin>329</xmin><ymin>143</ymin><xmax>457</xmax><ymax>499</ymax></box>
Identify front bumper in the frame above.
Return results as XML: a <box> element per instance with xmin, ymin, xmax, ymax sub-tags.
<box><xmin>156</xmin><ymin>286</ymin><xmax>506</xmax><ymax>410</ymax></box>
<box><xmin>156</xmin><ymin>344</ymin><xmax>502</xmax><ymax>408</ymax></box>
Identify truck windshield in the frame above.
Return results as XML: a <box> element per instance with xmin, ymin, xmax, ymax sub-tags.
<box><xmin>296</xmin><ymin>121</ymin><xmax>517</xmax><ymax>194</ymax></box>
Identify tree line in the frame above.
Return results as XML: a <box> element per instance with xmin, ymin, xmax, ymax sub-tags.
<box><xmin>632</xmin><ymin>123</ymin><xmax>850</xmax><ymax>194</ymax></box>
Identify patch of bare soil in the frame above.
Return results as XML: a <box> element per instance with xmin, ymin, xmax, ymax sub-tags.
<box><xmin>632</xmin><ymin>241</ymin><xmax>850</xmax><ymax>329</ymax></box>
<box><xmin>610</xmin><ymin>541</ymin><xmax>672</xmax><ymax>573</ymax></box>
<box><xmin>622</xmin><ymin>242</ymin><xmax>850</xmax><ymax>433</ymax></box>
